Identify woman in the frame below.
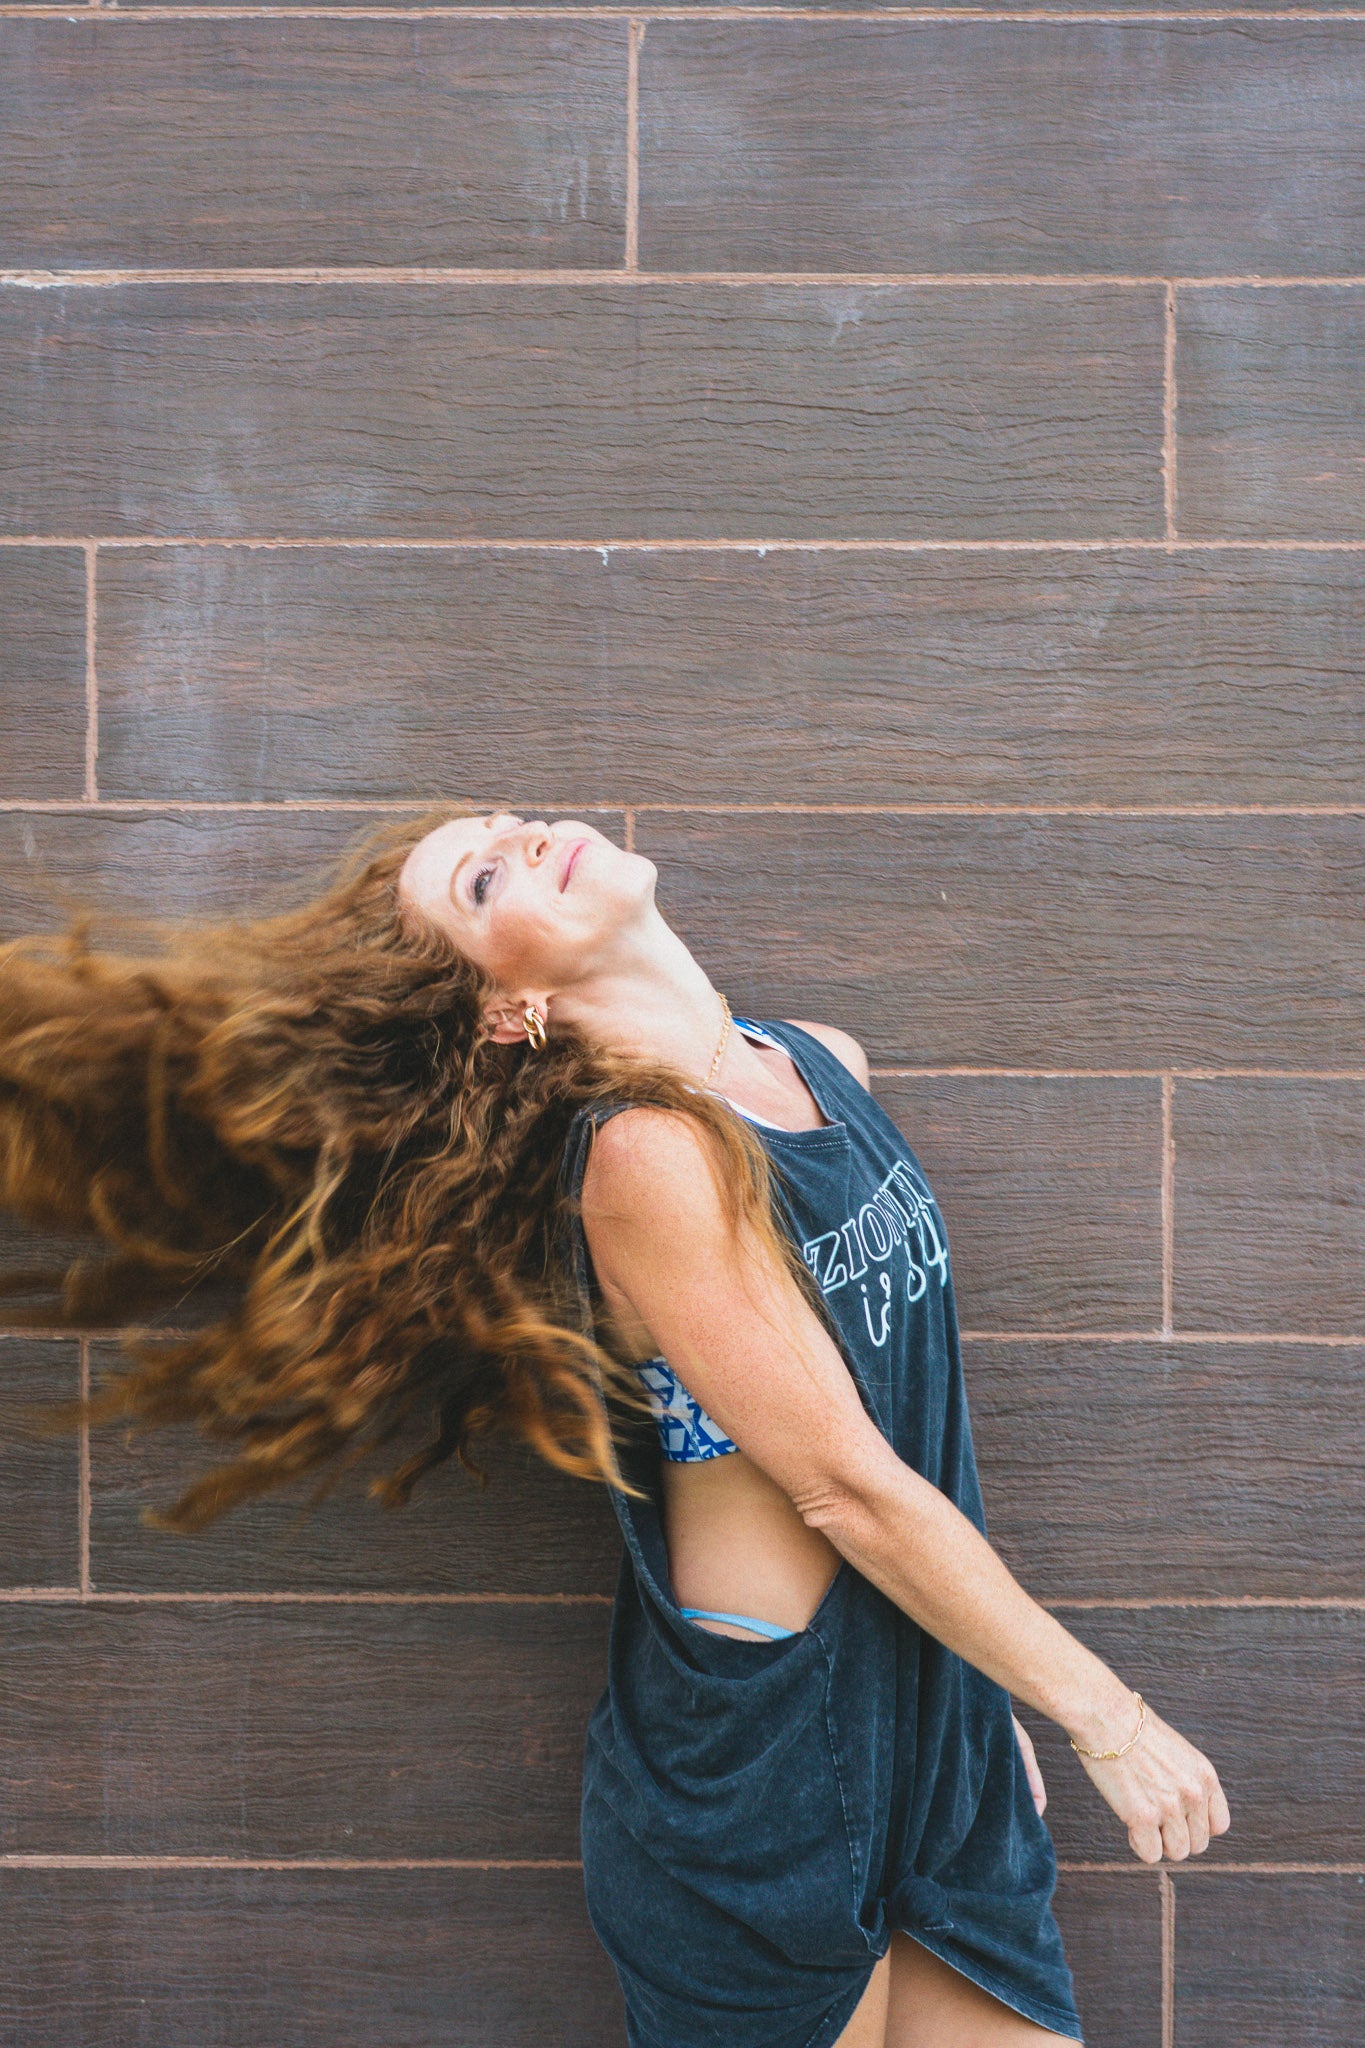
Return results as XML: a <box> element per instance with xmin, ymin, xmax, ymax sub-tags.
<box><xmin>0</xmin><ymin>806</ymin><xmax>1229</xmax><ymax>2048</ymax></box>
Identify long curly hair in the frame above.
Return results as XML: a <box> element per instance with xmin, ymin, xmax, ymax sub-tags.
<box><xmin>0</xmin><ymin>808</ymin><xmax>827</xmax><ymax>1533</ymax></box>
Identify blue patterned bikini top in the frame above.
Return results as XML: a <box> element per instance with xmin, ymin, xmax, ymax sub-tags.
<box><xmin>634</xmin><ymin>1016</ymin><xmax>797</xmax><ymax>1464</ymax></box>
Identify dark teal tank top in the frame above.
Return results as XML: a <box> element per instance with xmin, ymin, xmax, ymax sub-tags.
<box><xmin>557</xmin><ymin>1018</ymin><xmax>1082</xmax><ymax>2048</ymax></box>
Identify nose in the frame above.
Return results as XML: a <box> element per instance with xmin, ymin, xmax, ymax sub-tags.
<box><xmin>490</xmin><ymin>813</ymin><xmax>554</xmax><ymax>864</ymax></box>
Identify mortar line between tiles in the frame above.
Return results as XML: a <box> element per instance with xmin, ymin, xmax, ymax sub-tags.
<box><xmin>1161</xmin><ymin>1075</ymin><xmax>1174</xmax><ymax>1336</ymax></box>
<box><xmin>77</xmin><ymin>1337</ymin><xmax>91</xmax><ymax>1598</ymax></box>
<box><xmin>0</xmin><ymin>1588</ymin><xmax>616</xmax><ymax>1604</ymax></box>
<box><xmin>7</xmin><ymin>1326</ymin><xmax>1362</xmax><ymax>1343</ymax></box>
<box><xmin>0</xmin><ymin>1852</ymin><xmax>1358</xmax><ymax>1871</ymax></box>
<box><xmin>82</xmin><ymin>543</ymin><xmax>98</xmax><ymax>801</ymax></box>
<box><xmin>1163</xmin><ymin>283</ymin><xmax>1178</xmax><ymax>542</ymax></box>
<box><xmin>0</xmin><ymin>1587</ymin><xmax>1358</xmax><ymax>1606</ymax></box>
<box><xmin>625</xmin><ymin>19</ymin><xmax>642</xmax><ymax>272</ymax></box>
<box><xmin>1161</xmin><ymin>1871</ymin><xmax>1176</xmax><ymax>2048</ymax></box>
<box><xmin>2</xmin><ymin>268</ymin><xmax>1363</xmax><ymax>289</ymax></box>
<box><xmin>4</xmin><ymin>536</ymin><xmax>1365</xmax><ymax>553</ymax></box>
<box><xmin>3</xmin><ymin>7</ymin><xmax>1363</xmax><ymax>21</ymax></box>
<box><xmin>2</xmin><ymin>799</ymin><xmax>1364</xmax><ymax>818</ymax></box>
<box><xmin>959</xmin><ymin>1330</ymin><xmax>1365</xmax><ymax>1344</ymax></box>
<box><xmin>0</xmin><ymin>1852</ymin><xmax>587</xmax><ymax>1869</ymax></box>
<box><xmin>875</xmin><ymin>1065</ymin><xmax>1365</xmax><ymax>1078</ymax></box>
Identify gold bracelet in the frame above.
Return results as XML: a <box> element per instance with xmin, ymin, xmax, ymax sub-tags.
<box><xmin>1070</xmin><ymin>1692</ymin><xmax>1146</xmax><ymax>1761</ymax></box>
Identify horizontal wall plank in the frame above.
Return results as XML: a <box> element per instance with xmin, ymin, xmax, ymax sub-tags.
<box><xmin>1178</xmin><ymin>287</ymin><xmax>1365</xmax><ymax>541</ymax></box>
<box><xmin>0</xmin><ymin>807</ymin><xmax>392</xmax><ymax>934</ymax></box>
<box><xmin>0</xmin><ymin>1602</ymin><xmax>606</xmax><ymax>1856</ymax></box>
<box><xmin>0</xmin><ymin>548</ymin><xmax>86</xmax><ymax>800</ymax></box>
<box><xmin>968</xmin><ymin>1340</ymin><xmax>1365</xmax><ymax>1600</ymax></box>
<box><xmin>1174</xmin><ymin>1080</ymin><xmax>1365</xmax><ymax>1335</ymax></box>
<box><xmin>0</xmin><ymin>284</ymin><xmax>1165</xmax><ymax>541</ymax></box>
<box><xmin>88</xmin><ymin>1359</ymin><xmax>623</xmax><ymax>1594</ymax></box>
<box><xmin>636</xmin><ymin>813</ymin><xmax>1365</xmax><ymax>1068</ymax></box>
<box><xmin>1175</xmin><ymin>1873</ymin><xmax>1365</xmax><ymax>2048</ymax></box>
<box><xmin>35</xmin><ymin>806</ymin><xmax>1343</xmax><ymax>1074</ymax></box>
<box><xmin>95</xmin><ymin>545</ymin><xmax>1365</xmax><ymax>807</ymax></box>
<box><xmin>0</xmin><ymin>1866</ymin><xmax>625</xmax><ymax>2048</ymax></box>
<box><xmin>0</xmin><ymin>808</ymin><xmax>628</xmax><ymax>930</ymax></box>
<box><xmin>0</xmin><ymin>22</ymin><xmax>627</xmax><ymax>271</ymax></box>
<box><xmin>0</xmin><ymin>1339</ymin><xmax>79</xmax><ymax>1588</ymax></box>
<box><xmin>8</xmin><ymin>1603</ymin><xmax>1354</xmax><ymax>1898</ymax></box>
<box><xmin>1022</xmin><ymin>1608</ymin><xmax>1365</xmax><ymax>1863</ymax></box>
<box><xmin>1053</xmin><ymin>1871</ymin><xmax>1162</xmax><ymax>2048</ymax></box>
<box><xmin>875</xmin><ymin>1078</ymin><xmax>1161</xmax><ymax>1331</ymax></box>
<box><xmin>642</xmin><ymin>24</ymin><xmax>1365</xmax><ymax>278</ymax></box>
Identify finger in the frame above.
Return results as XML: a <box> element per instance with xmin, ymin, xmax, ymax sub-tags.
<box><xmin>1012</xmin><ymin>1718</ymin><xmax>1047</xmax><ymax>1814</ymax></box>
<box><xmin>1185</xmin><ymin>1795</ymin><xmax>1211</xmax><ymax>1856</ymax></box>
<box><xmin>1209</xmin><ymin>1781</ymin><xmax>1232</xmax><ymax>1836</ymax></box>
<box><xmin>1160</xmin><ymin>1808</ymin><xmax>1192</xmax><ymax>1863</ymax></box>
<box><xmin>1023</xmin><ymin>1742</ymin><xmax>1047</xmax><ymax>1815</ymax></box>
<box><xmin>1129</xmin><ymin>1814</ymin><xmax>1164</xmax><ymax>1865</ymax></box>
<box><xmin>1026</xmin><ymin>1754</ymin><xmax>1046</xmax><ymax>1814</ymax></box>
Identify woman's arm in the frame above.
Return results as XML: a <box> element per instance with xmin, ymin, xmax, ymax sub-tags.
<box><xmin>582</xmin><ymin>1106</ymin><xmax>1231</xmax><ymax>1867</ymax></box>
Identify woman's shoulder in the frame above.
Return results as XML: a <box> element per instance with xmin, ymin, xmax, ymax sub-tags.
<box><xmin>776</xmin><ymin>1017</ymin><xmax>871</xmax><ymax>1090</ymax></box>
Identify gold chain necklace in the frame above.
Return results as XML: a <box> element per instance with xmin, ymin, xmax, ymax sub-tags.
<box><xmin>705</xmin><ymin>992</ymin><xmax>732</xmax><ymax>1084</ymax></box>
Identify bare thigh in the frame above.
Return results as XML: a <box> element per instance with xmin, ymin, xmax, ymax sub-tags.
<box><xmin>832</xmin><ymin>1934</ymin><xmax>1081</xmax><ymax>2048</ymax></box>
<box><xmin>884</xmin><ymin>1934</ymin><xmax>1082</xmax><ymax>2048</ymax></box>
<box><xmin>831</xmin><ymin>1948</ymin><xmax>891</xmax><ymax>2048</ymax></box>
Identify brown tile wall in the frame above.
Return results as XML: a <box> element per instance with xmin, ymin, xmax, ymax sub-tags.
<box><xmin>0</xmin><ymin>5</ymin><xmax>1359</xmax><ymax>2042</ymax></box>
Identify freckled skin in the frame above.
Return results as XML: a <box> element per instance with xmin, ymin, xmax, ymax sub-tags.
<box><xmin>397</xmin><ymin>812</ymin><xmax>660</xmax><ymax>1043</ymax></box>
<box><xmin>397</xmin><ymin>811</ymin><xmax>1227</xmax><ymax>2048</ymax></box>
<box><xmin>396</xmin><ymin>809</ymin><xmax>856</xmax><ymax>1655</ymax></box>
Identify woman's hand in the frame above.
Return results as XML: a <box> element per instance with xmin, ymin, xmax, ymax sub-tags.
<box><xmin>1012</xmin><ymin>1713</ymin><xmax>1047</xmax><ymax>1815</ymax></box>
<box><xmin>1072</xmin><ymin>1696</ymin><xmax>1231</xmax><ymax>1864</ymax></box>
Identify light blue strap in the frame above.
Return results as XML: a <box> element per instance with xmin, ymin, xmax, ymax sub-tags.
<box><xmin>679</xmin><ymin>1606</ymin><xmax>796</xmax><ymax>1641</ymax></box>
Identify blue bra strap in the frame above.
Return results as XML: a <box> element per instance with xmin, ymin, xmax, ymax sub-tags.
<box><xmin>678</xmin><ymin>1606</ymin><xmax>797</xmax><ymax>1641</ymax></box>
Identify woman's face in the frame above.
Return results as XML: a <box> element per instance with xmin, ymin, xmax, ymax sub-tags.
<box><xmin>397</xmin><ymin>812</ymin><xmax>656</xmax><ymax>1031</ymax></box>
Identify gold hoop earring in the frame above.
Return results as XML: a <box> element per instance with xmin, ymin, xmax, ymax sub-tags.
<box><xmin>522</xmin><ymin>1004</ymin><xmax>548</xmax><ymax>1052</ymax></box>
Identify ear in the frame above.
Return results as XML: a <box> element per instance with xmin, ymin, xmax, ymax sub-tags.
<box><xmin>483</xmin><ymin>997</ymin><xmax>551</xmax><ymax>1046</ymax></box>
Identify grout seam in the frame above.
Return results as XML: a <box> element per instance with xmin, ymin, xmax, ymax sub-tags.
<box><xmin>959</xmin><ymin>1329</ymin><xmax>1365</xmax><ymax>1343</ymax></box>
<box><xmin>3</xmin><ymin>7</ymin><xmax>1364</xmax><ymax>21</ymax></box>
<box><xmin>0</xmin><ymin>1853</ymin><xmax>587</xmax><ymax>1870</ymax></box>
<box><xmin>0</xmin><ymin>1588</ymin><xmax>615</xmax><ymax>1604</ymax></box>
<box><xmin>77</xmin><ymin>1337</ymin><xmax>91</xmax><ymax>1598</ymax></box>
<box><xmin>2</xmin><ymin>269</ymin><xmax>1364</xmax><ymax>290</ymax></box>
<box><xmin>625</xmin><ymin>19</ymin><xmax>642</xmax><ymax>272</ymax></box>
<box><xmin>1163</xmin><ymin>282</ymin><xmax>1178</xmax><ymax>542</ymax></box>
<box><xmin>1</xmin><ymin>800</ymin><xmax>1364</xmax><ymax>819</ymax></box>
<box><xmin>5</xmin><ymin>536</ymin><xmax>1365</xmax><ymax>554</ymax></box>
<box><xmin>7</xmin><ymin>1325</ymin><xmax>1365</xmax><ymax>1342</ymax></box>
<box><xmin>1161</xmin><ymin>1075</ymin><xmax>1174</xmax><ymax>1336</ymax></box>
<box><xmin>0</xmin><ymin>1853</ymin><xmax>1357</xmax><ymax>1872</ymax></box>
<box><xmin>0</xmin><ymin>1587</ymin><xmax>1359</xmax><ymax>1607</ymax></box>
<box><xmin>82</xmin><ymin>543</ymin><xmax>98</xmax><ymax>801</ymax></box>
<box><xmin>1161</xmin><ymin>1869</ymin><xmax>1176</xmax><ymax>2048</ymax></box>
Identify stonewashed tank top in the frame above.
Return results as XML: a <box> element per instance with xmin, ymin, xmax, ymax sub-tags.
<box><xmin>557</xmin><ymin>1019</ymin><xmax>1082</xmax><ymax>2048</ymax></box>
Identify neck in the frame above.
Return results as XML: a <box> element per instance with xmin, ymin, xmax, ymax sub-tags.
<box><xmin>546</xmin><ymin>911</ymin><xmax>745</xmax><ymax>1087</ymax></box>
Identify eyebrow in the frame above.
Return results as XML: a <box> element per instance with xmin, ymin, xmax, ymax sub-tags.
<box><xmin>449</xmin><ymin>847</ymin><xmax>476</xmax><ymax>906</ymax></box>
<box><xmin>447</xmin><ymin>816</ymin><xmax>521</xmax><ymax>910</ymax></box>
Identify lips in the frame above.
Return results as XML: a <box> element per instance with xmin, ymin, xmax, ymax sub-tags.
<box><xmin>559</xmin><ymin>838</ymin><xmax>588</xmax><ymax>890</ymax></box>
